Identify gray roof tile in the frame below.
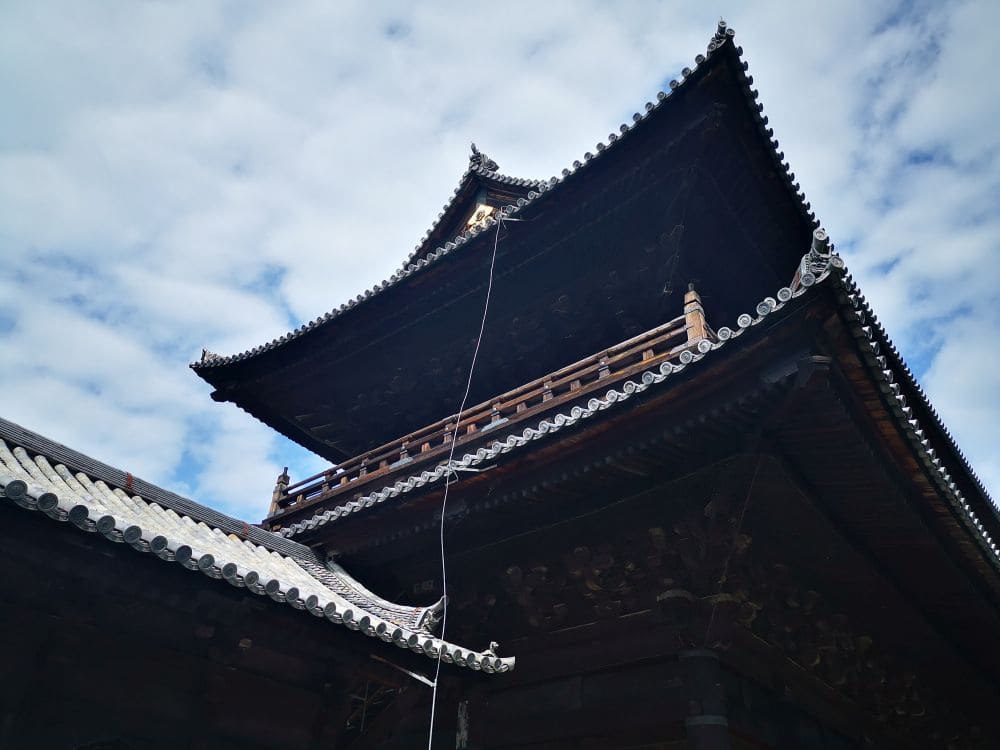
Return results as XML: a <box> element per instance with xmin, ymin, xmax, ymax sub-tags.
<box><xmin>0</xmin><ymin>423</ymin><xmax>513</xmax><ymax>674</ymax></box>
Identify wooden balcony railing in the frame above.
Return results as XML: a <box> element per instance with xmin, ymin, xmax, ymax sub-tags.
<box><xmin>266</xmin><ymin>286</ymin><xmax>715</xmax><ymax>523</ymax></box>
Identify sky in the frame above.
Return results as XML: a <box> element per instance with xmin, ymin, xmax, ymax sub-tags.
<box><xmin>1</xmin><ymin>1</ymin><xmax>997</xmax><ymax>520</ymax></box>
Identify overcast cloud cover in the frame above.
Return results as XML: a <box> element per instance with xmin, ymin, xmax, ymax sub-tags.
<box><xmin>1</xmin><ymin>0</ymin><xmax>997</xmax><ymax>518</ymax></box>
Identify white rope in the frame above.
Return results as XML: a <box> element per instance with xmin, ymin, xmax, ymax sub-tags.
<box><xmin>427</xmin><ymin>215</ymin><xmax>505</xmax><ymax>749</ymax></box>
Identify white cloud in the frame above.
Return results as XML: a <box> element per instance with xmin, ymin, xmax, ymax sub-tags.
<box><xmin>1</xmin><ymin>0</ymin><xmax>997</xmax><ymax>518</ymax></box>
<box><xmin>923</xmin><ymin>307</ymin><xmax>1000</xmax><ymax>495</ymax></box>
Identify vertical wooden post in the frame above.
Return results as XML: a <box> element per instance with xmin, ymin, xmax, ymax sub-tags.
<box><xmin>679</xmin><ymin>649</ymin><xmax>731</xmax><ymax>749</ymax></box>
<box><xmin>456</xmin><ymin>699</ymin><xmax>471</xmax><ymax>749</ymax></box>
<box><xmin>267</xmin><ymin>467</ymin><xmax>290</xmax><ymax>517</ymax></box>
<box><xmin>684</xmin><ymin>283</ymin><xmax>709</xmax><ymax>345</ymax></box>
<box><xmin>463</xmin><ymin>685</ymin><xmax>488</xmax><ymax>750</ymax></box>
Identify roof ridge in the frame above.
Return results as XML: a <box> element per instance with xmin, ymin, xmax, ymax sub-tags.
<box><xmin>192</xmin><ymin>21</ymin><xmax>808</xmax><ymax>372</ymax></box>
<box><xmin>400</xmin><ymin>160</ymin><xmax>546</xmax><ymax>268</ymax></box>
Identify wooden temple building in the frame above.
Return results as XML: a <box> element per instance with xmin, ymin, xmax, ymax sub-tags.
<box><xmin>3</xmin><ymin>21</ymin><xmax>1000</xmax><ymax>750</ymax></box>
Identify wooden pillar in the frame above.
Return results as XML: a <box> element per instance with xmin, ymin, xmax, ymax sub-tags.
<box><xmin>268</xmin><ymin>466</ymin><xmax>290</xmax><ymax>517</ymax></box>
<box><xmin>684</xmin><ymin>284</ymin><xmax>709</xmax><ymax>344</ymax></box>
<box><xmin>455</xmin><ymin>685</ymin><xmax>487</xmax><ymax>750</ymax></box>
<box><xmin>456</xmin><ymin>699</ymin><xmax>471</xmax><ymax>749</ymax></box>
<box><xmin>679</xmin><ymin>649</ymin><xmax>731</xmax><ymax>750</ymax></box>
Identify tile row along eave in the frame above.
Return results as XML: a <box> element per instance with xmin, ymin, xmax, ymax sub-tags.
<box><xmin>0</xmin><ymin>438</ymin><xmax>513</xmax><ymax>674</ymax></box>
<box><xmin>192</xmin><ymin>21</ymin><xmax>814</xmax><ymax>372</ymax></box>
<box><xmin>278</xmin><ymin>233</ymin><xmax>1000</xmax><ymax>584</ymax></box>
<box><xmin>278</xmin><ymin>233</ymin><xmax>836</xmax><ymax>537</ymax></box>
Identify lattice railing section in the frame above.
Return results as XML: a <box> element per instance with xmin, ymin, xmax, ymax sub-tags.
<box><xmin>267</xmin><ymin>286</ymin><xmax>715</xmax><ymax>522</ymax></box>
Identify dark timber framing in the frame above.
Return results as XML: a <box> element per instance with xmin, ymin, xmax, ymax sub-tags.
<box><xmin>2</xmin><ymin>20</ymin><xmax>998</xmax><ymax>749</ymax></box>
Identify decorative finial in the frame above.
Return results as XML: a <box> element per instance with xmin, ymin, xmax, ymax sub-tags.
<box><xmin>417</xmin><ymin>595</ymin><xmax>447</xmax><ymax>632</ymax></box>
<box><xmin>709</xmin><ymin>18</ymin><xmax>732</xmax><ymax>51</ymax></box>
<box><xmin>470</xmin><ymin>142</ymin><xmax>499</xmax><ymax>172</ymax></box>
<box><xmin>267</xmin><ymin>466</ymin><xmax>291</xmax><ymax>518</ymax></box>
<box><xmin>811</xmin><ymin>228</ymin><xmax>830</xmax><ymax>255</ymax></box>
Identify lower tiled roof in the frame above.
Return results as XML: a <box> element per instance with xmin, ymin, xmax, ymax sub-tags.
<box><xmin>0</xmin><ymin>421</ymin><xmax>512</xmax><ymax>674</ymax></box>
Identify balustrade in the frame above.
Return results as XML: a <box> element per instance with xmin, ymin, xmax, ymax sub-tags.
<box><xmin>268</xmin><ymin>287</ymin><xmax>714</xmax><ymax>520</ymax></box>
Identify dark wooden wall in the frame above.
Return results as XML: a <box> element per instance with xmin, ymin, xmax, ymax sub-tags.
<box><xmin>0</xmin><ymin>505</ymin><xmax>437</xmax><ymax>750</ymax></box>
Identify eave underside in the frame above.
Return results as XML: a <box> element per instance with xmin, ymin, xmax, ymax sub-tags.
<box><xmin>311</xmin><ymin>312</ymin><xmax>1000</xmax><ymax>745</ymax></box>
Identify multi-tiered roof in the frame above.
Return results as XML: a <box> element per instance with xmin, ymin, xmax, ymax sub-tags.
<box><xmin>6</xmin><ymin>21</ymin><xmax>1000</xmax><ymax>746</ymax></box>
<box><xmin>192</xmin><ymin>22</ymin><xmax>816</xmax><ymax>464</ymax></box>
<box><xmin>190</xmin><ymin>23</ymin><xmax>996</xmax><ymax>570</ymax></box>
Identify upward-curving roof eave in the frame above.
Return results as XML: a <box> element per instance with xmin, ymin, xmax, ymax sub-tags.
<box><xmin>0</xmin><ymin>417</ymin><xmax>514</xmax><ymax>674</ymax></box>
<box><xmin>191</xmin><ymin>21</ymin><xmax>816</xmax><ymax>375</ymax></box>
